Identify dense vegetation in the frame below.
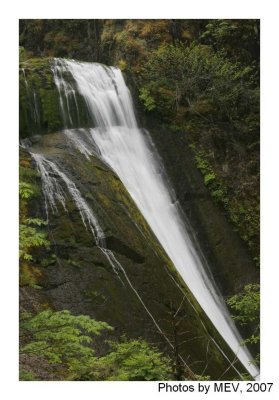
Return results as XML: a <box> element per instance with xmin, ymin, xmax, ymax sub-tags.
<box><xmin>227</xmin><ymin>283</ymin><xmax>260</xmax><ymax>368</ymax></box>
<box><xmin>19</xmin><ymin>19</ymin><xmax>260</xmax><ymax>380</ymax></box>
<box><xmin>19</xmin><ymin>153</ymin><xmax>51</xmax><ymax>287</ymax></box>
<box><xmin>20</xmin><ymin>310</ymin><xmax>172</xmax><ymax>380</ymax></box>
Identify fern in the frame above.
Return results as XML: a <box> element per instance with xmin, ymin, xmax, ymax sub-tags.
<box><xmin>25</xmin><ymin>218</ymin><xmax>48</xmax><ymax>226</ymax></box>
<box><xmin>19</xmin><ymin>221</ymin><xmax>50</xmax><ymax>261</ymax></box>
<box><xmin>19</xmin><ymin>182</ymin><xmax>34</xmax><ymax>199</ymax></box>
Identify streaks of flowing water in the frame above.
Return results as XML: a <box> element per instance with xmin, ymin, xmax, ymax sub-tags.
<box><xmin>32</xmin><ymin>152</ymin><xmax>191</xmax><ymax>367</ymax></box>
<box><xmin>51</xmin><ymin>59</ymin><xmax>259</xmax><ymax>379</ymax></box>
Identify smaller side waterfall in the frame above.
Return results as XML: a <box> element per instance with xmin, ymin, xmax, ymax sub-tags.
<box><xmin>32</xmin><ymin>154</ymin><xmax>116</xmax><ymax>273</ymax></box>
<box><xmin>31</xmin><ymin>152</ymin><xmax>195</xmax><ymax>371</ymax></box>
<box><xmin>52</xmin><ymin>62</ymin><xmax>80</xmax><ymax>128</ymax></box>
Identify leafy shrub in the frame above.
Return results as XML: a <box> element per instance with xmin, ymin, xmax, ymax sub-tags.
<box><xmin>19</xmin><ymin>182</ymin><xmax>35</xmax><ymax>199</ymax></box>
<box><xmin>90</xmin><ymin>337</ymin><xmax>172</xmax><ymax>381</ymax></box>
<box><xmin>227</xmin><ymin>283</ymin><xmax>260</xmax><ymax>360</ymax></box>
<box><xmin>227</xmin><ymin>284</ymin><xmax>260</xmax><ymax>326</ymax></box>
<box><xmin>204</xmin><ymin>172</ymin><xmax>216</xmax><ymax>186</ymax></box>
<box><xmin>20</xmin><ymin>310</ymin><xmax>112</xmax><ymax>380</ymax></box>
<box><xmin>141</xmin><ymin>42</ymin><xmax>259</xmax><ymax>135</ymax></box>
<box><xmin>139</xmin><ymin>87</ymin><xmax>156</xmax><ymax>111</ymax></box>
<box><xmin>19</xmin><ymin>219</ymin><xmax>50</xmax><ymax>261</ymax></box>
<box><xmin>20</xmin><ymin>311</ymin><xmax>172</xmax><ymax>381</ymax></box>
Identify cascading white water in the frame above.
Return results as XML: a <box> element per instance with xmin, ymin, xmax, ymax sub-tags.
<box><xmin>32</xmin><ymin>153</ymin><xmax>123</xmax><ymax>281</ymax></box>
<box><xmin>52</xmin><ymin>59</ymin><xmax>259</xmax><ymax>379</ymax></box>
<box><xmin>32</xmin><ymin>152</ymin><xmax>192</xmax><ymax>371</ymax></box>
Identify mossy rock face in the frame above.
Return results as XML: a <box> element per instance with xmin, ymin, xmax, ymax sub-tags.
<box><xmin>19</xmin><ymin>58</ymin><xmax>91</xmax><ymax>138</ymax></box>
<box><xmin>19</xmin><ymin>130</ymin><xmax>251</xmax><ymax>380</ymax></box>
<box><xmin>19</xmin><ymin>58</ymin><xmax>61</xmax><ymax>137</ymax></box>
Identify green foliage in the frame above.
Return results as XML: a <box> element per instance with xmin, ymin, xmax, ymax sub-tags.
<box><xmin>91</xmin><ymin>337</ymin><xmax>172</xmax><ymax>381</ymax></box>
<box><xmin>195</xmin><ymin>153</ymin><xmax>218</xmax><ymax>189</ymax></box>
<box><xmin>194</xmin><ymin>374</ymin><xmax>211</xmax><ymax>381</ymax></box>
<box><xmin>19</xmin><ymin>369</ymin><xmax>37</xmax><ymax>381</ymax></box>
<box><xmin>227</xmin><ymin>284</ymin><xmax>260</xmax><ymax>352</ymax></box>
<box><xmin>41</xmin><ymin>253</ymin><xmax>57</xmax><ymax>267</ymax></box>
<box><xmin>211</xmin><ymin>189</ymin><xmax>226</xmax><ymax>201</ymax></box>
<box><xmin>19</xmin><ymin>181</ymin><xmax>34</xmax><ymax>199</ymax></box>
<box><xmin>139</xmin><ymin>87</ymin><xmax>156</xmax><ymax>111</ymax></box>
<box><xmin>19</xmin><ymin>156</ymin><xmax>52</xmax><ymax>286</ymax></box>
<box><xmin>200</xmin><ymin>20</ymin><xmax>260</xmax><ymax>66</ymax></box>
<box><xmin>204</xmin><ymin>172</ymin><xmax>216</xmax><ymax>186</ymax></box>
<box><xmin>25</xmin><ymin>218</ymin><xmax>48</xmax><ymax>226</ymax></box>
<box><xmin>117</xmin><ymin>59</ymin><xmax>127</xmax><ymax>71</ymax></box>
<box><xmin>20</xmin><ymin>311</ymin><xmax>172</xmax><ymax>381</ymax></box>
<box><xmin>19</xmin><ymin>219</ymin><xmax>50</xmax><ymax>261</ymax></box>
<box><xmin>195</xmin><ymin>154</ymin><xmax>210</xmax><ymax>173</ymax></box>
<box><xmin>19</xmin><ymin>264</ymin><xmax>43</xmax><ymax>288</ymax></box>
<box><xmin>19</xmin><ymin>156</ymin><xmax>51</xmax><ymax>286</ymax></box>
<box><xmin>141</xmin><ymin>43</ymin><xmax>259</xmax><ymax>130</ymax></box>
<box><xmin>20</xmin><ymin>310</ymin><xmax>112</xmax><ymax>380</ymax></box>
<box><xmin>19</xmin><ymin>163</ymin><xmax>38</xmax><ymax>179</ymax></box>
<box><xmin>227</xmin><ymin>284</ymin><xmax>260</xmax><ymax>326</ymax></box>
<box><xmin>194</xmin><ymin>147</ymin><xmax>259</xmax><ymax>263</ymax></box>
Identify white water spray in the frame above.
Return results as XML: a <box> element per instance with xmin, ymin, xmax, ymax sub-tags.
<box><xmin>52</xmin><ymin>59</ymin><xmax>259</xmax><ymax>379</ymax></box>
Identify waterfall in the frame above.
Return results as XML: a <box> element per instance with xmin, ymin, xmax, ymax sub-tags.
<box><xmin>31</xmin><ymin>152</ymin><xmax>193</xmax><ymax>371</ymax></box>
<box><xmin>21</xmin><ymin>68</ymin><xmax>41</xmax><ymax>135</ymax></box>
<box><xmin>31</xmin><ymin>153</ymin><xmax>122</xmax><ymax>280</ymax></box>
<box><xmin>50</xmin><ymin>59</ymin><xmax>259</xmax><ymax>379</ymax></box>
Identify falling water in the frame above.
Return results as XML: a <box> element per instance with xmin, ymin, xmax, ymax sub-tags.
<box><xmin>21</xmin><ymin>68</ymin><xmax>41</xmax><ymax>133</ymax></box>
<box><xmin>31</xmin><ymin>152</ymin><xmax>193</xmax><ymax>371</ymax></box>
<box><xmin>32</xmin><ymin>153</ymin><xmax>121</xmax><ymax>280</ymax></box>
<box><xmin>51</xmin><ymin>59</ymin><xmax>259</xmax><ymax>379</ymax></box>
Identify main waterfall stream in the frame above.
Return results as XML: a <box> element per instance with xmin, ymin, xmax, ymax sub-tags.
<box><xmin>42</xmin><ymin>59</ymin><xmax>259</xmax><ymax>379</ymax></box>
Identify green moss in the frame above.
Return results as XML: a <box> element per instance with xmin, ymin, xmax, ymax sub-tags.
<box><xmin>19</xmin><ymin>263</ymin><xmax>43</xmax><ymax>288</ymax></box>
<box><xmin>19</xmin><ymin>57</ymin><xmax>93</xmax><ymax>138</ymax></box>
<box><xmin>211</xmin><ymin>189</ymin><xmax>226</xmax><ymax>201</ymax></box>
<box><xmin>204</xmin><ymin>172</ymin><xmax>216</xmax><ymax>186</ymax></box>
<box><xmin>19</xmin><ymin>58</ymin><xmax>64</xmax><ymax>137</ymax></box>
<box><xmin>20</xmin><ymin>57</ymin><xmax>53</xmax><ymax>69</ymax></box>
<box><xmin>39</xmin><ymin>88</ymin><xmax>61</xmax><ymax>131</ymax></box>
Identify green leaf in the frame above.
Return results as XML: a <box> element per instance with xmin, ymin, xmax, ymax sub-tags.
<box><xmin>19</xmin><ymin>182</ymin><xmax>34</xmax><ymax>199</ymax></box>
